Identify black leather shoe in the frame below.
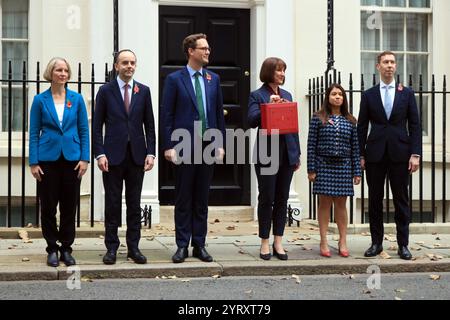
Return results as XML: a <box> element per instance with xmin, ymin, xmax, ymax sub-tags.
<box><xmin>193</xmin><ymin>247</ymin><xmax>213</xmax><ymax>262</ymax></box>
<box><xmin>259</xmin><ymin>252</ymin><xmax>272</xmax><ymax>260</ymax></box>
<box><xmin>364</xmin><ymin>244</ymin><xmax>383</xmax><ymax>257</ymax></box>
<box><xmin>398</xmin><ymin>246</ymin><xmax>412</xmax><ymax>260</ymax></box>
<box><xmin>60</xmin><ymin>251</ymin><xmax>76</xmax><ymax>266</ymax></box>
<box><xmin>172</xmin><ymin>247</ymin><xmax>188</xmax><ymax>263</ymax></box>
<box><xmin>103</xmin><ymin>250</ymin><xmax>117</xmax><ymax>265</ymax></box>
<box><xmin>47</xmin><ymin>252</ymin><xmax>59</xmax><ymax>267</ymax></box>
<box><xmin>127</xmin><ymin>249</ymin><xmax>147</xmax><ymax>264</ymax></box>
<box><xmin>273</xmin><ymin>245</ymin><xmax>288</xmax><ymax>260</ymax></box>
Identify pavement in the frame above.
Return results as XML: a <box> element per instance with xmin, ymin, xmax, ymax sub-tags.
<box><xmin>1</xmin><ymin>219</ymin><xmax>450</xmax><ymax>282</ymax></box>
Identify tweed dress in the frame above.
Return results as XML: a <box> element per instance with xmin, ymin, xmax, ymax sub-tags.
<box><xmin>307</xmin><ymin>114</ymin><xmax>361</xmax><ymax>196</ymax></box>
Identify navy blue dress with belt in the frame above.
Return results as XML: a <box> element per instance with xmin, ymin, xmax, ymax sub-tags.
<box><xmin>307</xmin><ymin>114</ymin><xmax>361</xmax><ymax>196</ymax></box>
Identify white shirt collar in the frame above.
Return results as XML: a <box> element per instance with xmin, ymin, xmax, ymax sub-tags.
<box><xmin>117</xmin><ymin>76</ymin><xmax>134</xmax><ymax>89</ymax></box>
<box><xmin>186</xmin><ymin>65</ymin><xmax>203</xmax><ymax>78</ymax></box>
<box><xmin>380</xmin><ymin>79</ymin><xmax>395</xmax><ymax>89</ymax></box>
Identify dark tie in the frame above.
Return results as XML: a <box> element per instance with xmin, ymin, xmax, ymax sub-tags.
<box><xmin>124</xmin><ymin>83</ymin><xmax>130</xmax><ymax>114</ymax></box>
<box><xmin>194</xmin><ymin>72</ymin><xmax>206</xmax><ymax>135</ymax></box>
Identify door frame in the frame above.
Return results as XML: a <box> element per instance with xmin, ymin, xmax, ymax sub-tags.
<box><xmin>122</xmin><ymin>0</ymin><xmax>299</xmax><ymax>222</ymax></box>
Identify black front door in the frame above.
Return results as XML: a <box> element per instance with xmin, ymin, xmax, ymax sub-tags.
<box><xmin>159</xmin><ymin>6</ymin><xmax>251</xmax><ymax>205</ymax></box>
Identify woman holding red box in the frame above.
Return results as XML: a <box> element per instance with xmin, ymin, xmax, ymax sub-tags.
<box><xmin>248</xmin><ymin>57</ymin><xmax>301</xmax><ymax>260</ymax></box>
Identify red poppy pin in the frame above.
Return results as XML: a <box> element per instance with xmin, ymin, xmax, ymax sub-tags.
<box><xmin>133</xmin><ymin>84</ymin><xmax>139</xmax><ymax>94</ymax></box>
<box><xmin>398</xmin><ymin>83</ymin><xmax>404</xmax><ymax>92</ymax></box>
<box><xmin>66</xmin><ymin>100</ymin><xmax>72</xmax><ymax>108</ymax></box>
<box><xmin>206</xmin><ymin>72</ymin><xmax>212</xmax><ymax>82</ymax></box>
<box><xmin>328</xmin><ymin>119</ymin><xmax>335</xmax><ymax>126</ymax></box>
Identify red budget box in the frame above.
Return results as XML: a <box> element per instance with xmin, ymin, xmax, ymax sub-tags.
<box><xmin>260</xmin><ymin>102</ymin><xmax>299</xmax><ymax>135</ymax></box>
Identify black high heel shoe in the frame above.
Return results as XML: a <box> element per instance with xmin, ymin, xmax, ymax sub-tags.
<box><xmin>272</xmin><ymin>245</ymin><xmax>288</xmax><ymax>260</ymax></box>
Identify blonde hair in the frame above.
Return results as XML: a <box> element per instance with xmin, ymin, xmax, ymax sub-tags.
<box><xmin>43</xmin><ymin>57</ymin><xmax>72</xmax><ymax>82</ymax></box>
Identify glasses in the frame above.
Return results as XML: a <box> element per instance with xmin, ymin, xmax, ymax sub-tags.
<box><xmin>195</xmin><ymin>46</ymin><xmax>212</xmax><ymax>52</ymax></box>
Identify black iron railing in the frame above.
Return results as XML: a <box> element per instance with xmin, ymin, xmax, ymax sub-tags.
<box><xmin>307</xmin><ymin>72</ymin><xmax>449</xmax><ymax>224</ymax></box>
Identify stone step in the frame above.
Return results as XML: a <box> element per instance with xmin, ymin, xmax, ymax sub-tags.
<box><xmin>159</xmin><ymin>206</ymin><xmax>254</xmax><ymax>223</ymax></box>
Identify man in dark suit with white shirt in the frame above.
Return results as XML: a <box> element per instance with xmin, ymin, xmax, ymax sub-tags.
<box><xmin>93</xmin><ymin>49</ymin><xmax>156</xmax><ymax>265</ymax></box>
<box><xmin>358</xmin><ymin>51</ymin><xmax>422</xmax><ymax>260</ymax></box>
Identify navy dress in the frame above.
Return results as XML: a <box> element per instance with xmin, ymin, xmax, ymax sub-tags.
<box><xmin>307</xmin><ymin>115</ymin><xmax>361</xmax><ymax>196</ymax></box>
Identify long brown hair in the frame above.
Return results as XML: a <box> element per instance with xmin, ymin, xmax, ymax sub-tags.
<box><xmin>316</xmin><ymin>84</ymin><xmax>356</xmax><ymax>125</ymax></box>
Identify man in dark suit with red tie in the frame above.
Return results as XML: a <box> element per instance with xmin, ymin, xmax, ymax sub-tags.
<box><xmin>94</xmin><ymin>49</ymin><xmax>156</xmax><ymax>265</ymax></box>
<box><xmin>161</xmin><ymin>34</ymin><xmax>226</xmax><ymax>263</ymax></box>
<box><xmin>358</xmin><ymin>51</ymin><xmax>422</xmax><ymax>260</ymax></box>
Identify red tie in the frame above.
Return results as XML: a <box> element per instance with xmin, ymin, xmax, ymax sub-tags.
<box><xmin>124</xmin><ymin>83</ymin><xmax>130</xmax><ymax>113</ymax></box>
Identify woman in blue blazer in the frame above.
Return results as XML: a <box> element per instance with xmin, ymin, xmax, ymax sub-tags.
<box><xmin>248</xmin><ymin>57</ymin><xmax>301</xmax><ymax>261</ymax></box>
<box><xmin>307</xmin><ymin>84</ymin><xmax>361</xmax><ymax>258</ymax></box>
<box><xmin>29</xmin><ymin>57</ymin><xmax>90</xmax><ymax>267</ymax></box>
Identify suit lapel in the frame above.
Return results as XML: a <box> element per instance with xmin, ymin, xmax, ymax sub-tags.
<box><xmin>61</xmin><ymin>90</ymin><xmax>74</xmax><ymax>129</ymax></box>
<box><xmin>390</xmin><ymin>85</ymin><xmax>402</xmax><ymax>119</ymax></box>
<box><xmin>181</xmin><ymin>68</ymin><xmax>199</xmax><ymax>110</ymax></box>
<box><xmin>43</xmin><ymin>89</ymin><xmax>62</xmax><ymax>130</ymax></box>
<box><xmin>203</xmin><ymin>69</ymin><xmax>212</xmax><ymax>116</ymax></box>
<box><xmin>111</xmin><ymin>79</ymin><xmax>128</xmax><ymax>116</ymax></box>
<box><xmin>374</xmin><ymin>84</ymin><xmax>389</xmax><ymax>122</ymax></box>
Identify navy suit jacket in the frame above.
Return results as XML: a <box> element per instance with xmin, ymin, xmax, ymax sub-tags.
<box><xmin>29</xmin><ymin>88</ymin><xmax>90</xmax><ymax>165</ymax></box>
<box><xmin>161</xmin><ymin>67</ymin><xmax>226</xmax><ymax>151</ymax></box>
<box><xmin>248</xmin><ymin>85</ymin><xmax>301</xmax><ymax>166</ymax></box>
<box><xmin>357</xmin><ymin>84</ymin><xmax>422</xmax><ymax>163</ymax></box>
<box><xmin>93</xmin><ymin>79</ymin><xmax>156</xmax><ymax>166</ymax></box>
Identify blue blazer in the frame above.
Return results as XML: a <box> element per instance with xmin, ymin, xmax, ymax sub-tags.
<box><xmin>248</xmin><ymin>85</ymin><xmax>301</xmax><ymax>166</ymax></box>
<box><xmin>29</xmin><ymin>88</ymin><xmax>90</xmax><ymax>165</ymax></box>
<box><xmin>93</xmin><ymin>79</ymin><xmax>156</xmax><ymax>166</ymax></box>
<box><xmin>357</xmin><ymin>84</ymin><xmax>422</xmax><ymax>163</ymax></box>
<box><xmin>161</xmin><ymin>67</ymin><xmax>226</xmax><ymax>151</ymax></box>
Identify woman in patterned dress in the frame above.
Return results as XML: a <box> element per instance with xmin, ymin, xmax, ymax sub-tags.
<box><xmin>307</xmin><ymin>84</ymin><xmax>361</xmax><ymax>258</ymax></box>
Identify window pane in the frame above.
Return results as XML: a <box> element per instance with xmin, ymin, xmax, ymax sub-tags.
<box><xmin>395</xmin><ymin>54</ymin><xmax>405</xmax><ymax>84</ymax></box>
<box><xmin>361</xmin><ymin>52</ymin><xmax>378</xmax><ymax>86</ymax></box>
<box><xmin>407</xmin><ymin>54</ymin><xmax>428</xmax><ymax>90</ymax></box>
<box><xmin>2</xmin><ymin>41</ymin><xmax>27</xmax><ymax>80</ymax></box>
<box><xmin>409</xmin><ymin>0</ymin><xmax>430</xmax><ymax>8</ymax></box>
<box><xmin>2</xmin><ymin>0</ymin><xmax>29</xmax><ymax>39</ymax></box>
<box><xmin>382</xmin><ymin>13</ymin><xmax>404</xmax><ymax>51</ymax></box>
<box><xmin>407</xmin><ymin>14</ymin><xmax>428</xmax><ymax>52</ymax></box>
<box><xmin>385</xmin><ymin>0</ymin><xmax>406</xmax><ymax>7</ymax></box>
<box><xmin>2</xmin><ymin>88</ymin><xmax>26</xmax><ymax>132</ymax></box>
<box><xmin>361</xmin><ymin>0</ymin><xmax>382</xmax><ymax>5</ymax></box>
<box><xmin>361</xmin><ymin>12</ymin><xmax>381</xmax><ymax>50</ymax></box>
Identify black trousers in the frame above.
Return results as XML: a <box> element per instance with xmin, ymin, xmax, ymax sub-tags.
<box><xmin>255</xmin><ymin>137</ymin><xmax>295</xmax><ymax>239</ymax></box>
<box><xmin>103</xmin><ymin>144</ymin><xmax>144</xmax><ymax>252</ymax></box>
<box><xmin>39</xmin><ymin>156</ymin><xmax>80</xmax><ymax>254</ymax></box>
<box><xmin>174</xmin><ymin>163</ymin><xmax>214</xmax><ymax>248</ymax></box>
<box><xmin>366</xmin><ymin>153</ymin><xmax>411</xmax><ymax>247</ymax></box>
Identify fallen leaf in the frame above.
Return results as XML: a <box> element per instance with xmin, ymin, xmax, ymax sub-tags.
<box><xmin>435</xmin><ymin>255</ymin><xmax>444</xmax><ymax>260</ymax></box>
<box><xmin>252</xmin><ymin>232</ymin><xmax>258</xmax><ymax>236</ymax></box>
<box><xmin>361</xmin><ymin>232</ymin><xmax>371</xmax><ymax>236</ymax></box>
<box><xmin>99</xmin><ymin>235</ymin><xmax>105</xmax><ymax>239</ymax></box>
<box><xmin>226</xmin><ymin>226</ymin><xmax>235</xmax><ymax>231</ymax></box>
<box><xmin>120</xmin><ymin>244</ymin><xmax>127</xmax><ymax>247</ymax></box>
<box><xmin>415</xmin><ymin>241</ymin><xmax>425</xmax><ymax>245</ymax></box>
<box><xmin>234</xmin><ymin>220</ymin><xmax>240</xmax><ymax>223</ymax></box>
<box><xmin>22</xmin><ymin>257</ymin><xmax>30</xmax><ymax>262</ymax></box>
<box><xmin>212</xmin><ymin>274</ymin><xmax>221</xmax><ymax>279</ymax></box>
<box><xmin>214</xmin><ymin>219</ymin><xmax>220</xmax><ymax>223</ymax></box>
<box><xmin>430</xmin><ymin>274</ymin><xmax>441</xmax><ymax>281</ymax></box>
<box><xmin>293</xmin><ymin>230</ymin><xmax>300</xmax><ymax>234</ymax></box>
<box><xmin>22</xmin><ymin>239</ymin><xmax>33</xmax><ymax>244</ymax></box>
<box><xmin>245</xmin><ymin>290</ymin><xmax>253</xmax><ymax>294</ymax></box>
<box><xmin>238</xmin><ymin>250</ymin><xmax>245</xmax><ymax>254</ymax></box>
<box><xmin>433</xmin><ymin>243</ymin><xmax>442</xmax><ymax>248</ymax></box>
<box><xmin>161</xmin><ymin>276</ymin><xmax>168</xmax><ymax>279</ymax></box>
<box><xmin>181</xmin><ymin>279</ymin><xmax>190</xmax><ymax>282</ymax></box>
<box><xmin>384</xmin><ymin>235</ymin><xmax>396</xmax><ymax>242</ymax></box>
<box><xmin>301</xmin><ymin>246</ymin><xmax>312</xmax><ymax>251</ymax></box>
<box><xmin>26</xmin><ymin>223</ymin><xmax>33</xmax><ymax>228</ymax></box>
<box><xmin>332</xmin><ymin>236</ymin><xmax>340</xmax><ymax>241</ymax></box>
<box><xmin>410</xmin><ymin>246</ymin><xmax>421</xmax><ymax>251</ymax></box>
<box><xmin>432</xmin><ymin>232</ymin><xmax>438</xmax><ymax>235</ymax></box>
<box><xmin>394</xmin><ymin>297</ymin><xmax>402</xmax><ymax>301</ymax></box>
<box><xmin>388</xmin><ymin>245</ymin><xmax>398</xmax><ymax>251</ymax></box>
<box><xmin>299</xmin><ymin>236</ymin><xmax>311</xmax><ymax>240</ymax></box>
<box><xmin>81</xmin><ymin>277</ymin><xmax>93</xmax><ymax>282</ymax></box>
<box><xmin>435</xmin><ymin>237</ymin><xmax>441</xmax><ymax>241</ymax></box>
<box><xmin>168</xmin><ymin>275</ymin><xmax>177</xmax><ymax>279</ymax></box>
<box><xmin>291</xmin><ymin>274</ymin><xmax>301</xmax><ymax>284</ymax></box>
<box><xmin>395</xmin><ymin>289</ymin><xmax>406</xmax><ymax>293</ymax></box>
<box><xmin>146</xmin><ymin>236</ymin><xmax>155</xmax><ymax>241</ymax></box>
<box><xmin>363</xmin><ymin>290</ymin><xmax>371</xmax><ymax>294</ymax></box>
<box><xmin>18</xmin><ymin>230</ymin><xmax>29</xmax><ymax>240</ymax></box>
<box><xmin>349</xmin><ymin>275</ymin><xmax>355</xmax><ymax>279</ymax></box>
<box><xmin>379</xmin><ymin>251</ymin><xmax>391</xmax><ymax>259</ymax></box>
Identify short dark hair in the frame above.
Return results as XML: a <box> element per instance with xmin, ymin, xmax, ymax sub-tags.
<box><xmin>377</xmin><ymin>51</ymin><xmax>396</xmax><ymax>64</ymax></box>
<box><xmin>182</xmin><ymin>33</ymin><xmax>207</xmax><ymax>59</ymax></box>
<box><xmin>114</xmin><ymin>49</ymin><xmax>137</xmax><ymax>64</ymax></box>
<box><xmin>259</xmin><ymin>57</ymin><xmax>287</xmax><ymax>85</ymax></box>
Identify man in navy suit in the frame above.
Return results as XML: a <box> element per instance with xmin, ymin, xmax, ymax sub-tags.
<box><xmin>358</xmin><ymin>51</ymin><xmax>422</xmax><ymax>260</ymax></box>
<box><xmin>94</xmin><ymin>49</ymin><xmax>156</xmax><ymax>265</ymax></box>
<box><xmin>161</xmin><ymin>33</ymin><xmax>225</xmax><ymax>263</ymax></box>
